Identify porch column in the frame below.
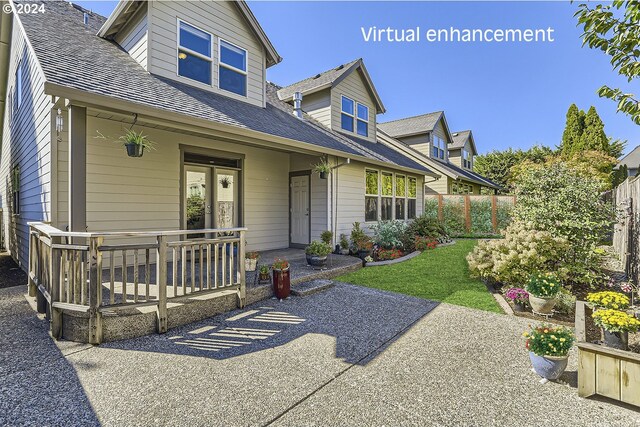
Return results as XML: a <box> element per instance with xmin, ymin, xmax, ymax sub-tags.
<box><xmin>68</xmin><ymin>105</ymin><xmax>86</xmax><ymax>233</ymax></box>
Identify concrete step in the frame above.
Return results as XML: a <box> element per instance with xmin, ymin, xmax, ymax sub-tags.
<box><xmin>290</xmin><ymin>279</ymin><xmax>335</xmax><ymax>297</ymax></box>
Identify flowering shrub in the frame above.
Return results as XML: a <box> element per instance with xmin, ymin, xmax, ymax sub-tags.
<box><xmin>586</xmin><ymin>291</ymin><xmax>630</xmax><ymax>310</ymax></box>
<box><xmin>415</xmin><ymin>236</ymin><xmax>437</xmax><ymax>251</ymax></box>
<box><xmin>526</xmin><ymin>272</ymin><xmax>562</xmax><ymax>298</ymax></box>
<box><xmin>376</xmin><ymin>248</ymin><xmax>403</xmax><ymax>261</ymax></box>
<box><xmin>369</xmin><ymin>220</ymin><xmax>408</xmax><ymax>249</ymax></box>
<box><xmin>592</xmin><ymin>309</ymin><xmax>640</xmax><ymax>333</ymax></box>
<box><xmin>505</xmin><ymin>288</ymin><xmax>529</xmax><ymax>305</ymax></box>
<box><xmin>272</xmin><ymin>258</ymin><xmax>289</xmax><ymax>270</ymax></box>
<box><xmin>467</xmin><ymin>221</ymin><xmax>570</xmax><ymax>287</ymax></box>
<box><xmin>524</xmin><ymin>324</ymin><xmax>575</xmax><ymax>357</ymax></box>
<box><xmin>245</xmin><ymin>251</ymin><xmax>260</xmax><ymax>260</ymax></box>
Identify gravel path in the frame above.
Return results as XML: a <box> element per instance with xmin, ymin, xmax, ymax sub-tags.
<box><xmin>1</xmin><ymin>283</ymin><xmax>639</xmax><ymax>426</ymax></box>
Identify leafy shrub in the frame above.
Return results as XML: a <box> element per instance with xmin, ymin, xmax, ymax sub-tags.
<box><xmin>369</xmin><ymin>220</ymin><xmax>408</xmax><ymax>249</ymax></box>
<box><xmin>442</xmin><ymin>197</ymin><xmax>466</xmax><ymax>236</ymax></box>
<box><xmin>305</xmin><ymin>240</ymin><xmax>332</xmax><ymax>257</ymax></box>
<box><xmin>512</xmin><ymin>162</ymin><xmax>614</xmax><ymax>286</ymax></box>
<box><xmin>406</xmin><ymin>214</ymin><xmax>448</xmax><ymax>239</ymax></box>
<box><xmin>524</xmin><ymin>324</ymin><xmax>575</xmax><ymax>357</ymax></box>
<box><xmin>469</xmin><ymin>198</ymin><xmax>494</xmax><ymax>235</ymax></box>
<box><xmin>467</xmin><ymin>221</ymin><xmax>571</xmax><ymax>287</ymax></box>
<box><xmin>526</xmin><ymin>272</ymin><xmax>562</xmax><ymax>298</ymax></box>
<box><xmin>350</xmin><ymin>222</ymin><xmax>368</xmax><ymax>251</ymax></box>
<box><xmin>555</xmin><ymin>287</ymin><xmax>576</xmax><ymax>314</ymax></box>
<box><xmin>423</xmin><ymin>197</ymin><xmax>439</xmax><ymax>220</ymax></box>
<box><xmin>376</xmin><ymin>248</ymin><xmax>403</xmax><ymax>261</ymax></box>
<box><xmin>496</xmin><ymin>199</ymin><xmax>514</xmax><ymax>231</ymax></box>
<box><xmin>339</xmin><ymin>234</ymin><xmax>349</xmax><ymax>250</ymax></box>
<box><xmin>320</xmin><ymin>231</ymin><xmax>333</xmax><ymax>245</ymax></box>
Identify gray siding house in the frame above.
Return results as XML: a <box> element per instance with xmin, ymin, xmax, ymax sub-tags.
<box><xmin>0</xmin><ymin>0</ymin><xmax>436</xmax><ymax>269</ymax></box>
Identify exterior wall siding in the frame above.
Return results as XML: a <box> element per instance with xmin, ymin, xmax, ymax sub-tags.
<box><xmin>397</xmin><ymin>133</ymin><xmax>431</xmax><ymax>159</ymax></box>
<box><xmin>425</xmin><ymin>176</ymin><xmax>449</xmax><ymax>195</ymax></box>
<box><xmin>115</xmin><ymin>4</ymin><xmax>148</xmax><ymax>69</ymax></box>
<box><xmin>0</xmin><ymin>22</ymin><xmax>52</xmax><ymax>268</ymax></box>
<box><xmin>148</xmin><ymin>0</ymin><xmax>266</xmax><ymax>107</ymax></box>
<box><xmin>300</xmin><ymin>90</ymin><xmax>331</xmax><ymax>128</ymax></box>
<box><xmin>432</xmin><ymin>121</ymin><xmax>449</xmax><ymax>162</ymax></box>
<box><xmin>56</xmin><ymin>116</ymin><xmax>290</xmax><ymax>252</ymax></box>
<box><xmin>331</xmin><ymin>70</ymin><xmax>376</xmax><ymax>142</ymax></box>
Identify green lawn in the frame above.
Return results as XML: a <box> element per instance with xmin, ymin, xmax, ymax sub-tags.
<box><xmin>337</xmin><ymin>239</ymin><xmax>502</xmax><ymax>313</ymax></box>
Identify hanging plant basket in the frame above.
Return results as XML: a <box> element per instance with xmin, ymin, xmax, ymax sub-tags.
<box><xmin>319</xmin><ymin>171</ymin><xmax>327</xmax><ymax>180</ymax></box>
<box><xmin>125</xmin><ymin>143</ymin><xmax>144</xmax><ymax>158</ymax></box>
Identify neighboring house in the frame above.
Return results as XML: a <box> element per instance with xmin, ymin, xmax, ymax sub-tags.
<box><xmin>378</xmin><ymin>112</ymin><xmax>500</xmax><ymax>195</ymax></box>
<box><xmin>0</xmin><ymin>0</ymin><xmax>436</xmax><ymax>268</ymax></box>
<box><xmin>616</xmin><ymin>145</ymin><xmax>640</xmax><ymax>177</ymax></box>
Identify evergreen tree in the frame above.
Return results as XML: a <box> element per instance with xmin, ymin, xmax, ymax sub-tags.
<box><xmin>560</xmin><ymin>104</ymin><xmax>584</xmax><ymax>155</ymax></box>
<box><xmin>579</xmin><ymin>106</ymin><xmax>608</xmax><ymax>152</ymax></box>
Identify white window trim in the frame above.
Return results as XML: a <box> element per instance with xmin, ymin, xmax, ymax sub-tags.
<box><xmin>176</xmin><ymin>19</ymin><xmax>213</xmax><ymax>85</ymax></box>
<box><xmin>356</xmin><ymin>103</ymin><xmax>369</xmax><ymax>137</ymax></box>
<box><xmin>407</xmin><ymin>177</ymin><xmax>417</xmax><ymax>219</ymax></box>
<box><xmin>364</xmin><ymin>168</ymin><xmax>417</xmax><ymax>223</ymax></box>
<box><xmin>218</xmin><ymin>38</ymin><xmax>248</xmax><ymax>97</ymax></box>
<box><xmin>341</xmin><ymin>95</ymin><xmax>355</xmax><ymax>132</ymax></box>
<box><xmin>365</xmin><ymin>168</ymin><xmax>380</xmax><ymax>222</ymax></box>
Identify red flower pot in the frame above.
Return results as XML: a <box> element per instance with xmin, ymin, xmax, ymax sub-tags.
<box><xmin>273</xmin><ymin>268</ymin><xmax>290</xmax><ymax>299</ymax></box>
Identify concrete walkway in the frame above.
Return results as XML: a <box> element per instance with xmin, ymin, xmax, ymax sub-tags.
<box><xmin>1</xmin><ymin>283</ymin><xmax>639</xmax><ymax>426</ymax></box>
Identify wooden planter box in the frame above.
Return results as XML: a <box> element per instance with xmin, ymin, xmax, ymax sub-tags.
<box><xmin>575</xmin><ymin>301</ymin><xmax>640</xmax><ymax>407</ymax></box>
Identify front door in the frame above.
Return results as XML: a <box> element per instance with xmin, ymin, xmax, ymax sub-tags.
<box><xmin>290</xmin><ymin>175</ymin><xmax>310</xmax><ymax>246</ymax></box>
<box><xmin>185</xmin><ymin>166</ymin><xmax>212</xmax><ymax>236</ymax></box>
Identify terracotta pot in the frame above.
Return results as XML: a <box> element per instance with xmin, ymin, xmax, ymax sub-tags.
<box><xmin>529</xmin><ymin>352</ymin><xmax>568</xmax><ymax>380</ymax></box>
<box><xmin>603</xmin><ymin>329</ymin><xmax>629</xmax><ymax>350</ymax></box>
<box><xmin>528</xmin><ymin>295</ymin><xmax>557</xmax><ymax>315</ymax></box>
<box><xmin>273</xmin><ymin>268</ymin><xmax>290</xmax><ymax>299</ymax></box>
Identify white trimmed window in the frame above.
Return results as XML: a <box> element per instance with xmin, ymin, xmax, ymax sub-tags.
<box><xmin>365</xmin><ymin>169</ymin><xmax>378</xmax><ymax>222</ymax></box>
<box><xmin>463</xmin><ymin>149</ymin><xmax>471</xmax><ymax>169</ymax></box>
<box><xmin>395</xmin><ymin>174</ymin><xmax>406</xmax><ymax>220</ymax></box>
<box><xmin>407</xmin><ymin>177</ymin><xmax>417</xmax><ymax>219</ymax></box>
<box><xmin>381</xmin><ymin>172</ymin><xmax>393</xmax><ymax>220</ymax></box>
<box><xmin>356</xmin><ymin>103</ymin><xmax>369</xmax><ymax>137</ymax></box>
<box><xmin>219</xmin><ymin>39</ymin><xmax>247</xmax><ymax>96</ymax></box>
<box><xmin>365</xmin><ymin>170</ymin><xmax>418</xmax><ymax>222</ymax></box>
<box><xmin>432</xmin><ymin>135</ymin><xmax>446</xmax><ymax>160</ymax></box>
<box><xmin>341</xmin><ymin>96</ymin><xmax>355</xmax><ymax>132</ymax></box>
<box><xmin>177</xmin><ymin>20</ymin><xmax>212</xmax><ymax>85</ymax></box>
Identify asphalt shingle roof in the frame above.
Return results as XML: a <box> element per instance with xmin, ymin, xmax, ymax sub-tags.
<box><xmin>450</xmin><ymin>130</ymin><xmax>470</xmax><ymax>150</ymax></box>
<box><xmin>18</xmin><ymin>1</ymin><xmax>431</xmax><ymax>174</ymax></box>
<box><xmin>378</xmin><ymin>112</ymin><xmax>443</xmax><ymax>138</ymax></box>
<box><xmin>618</xmin><ymin>145</ymin><xmax>640</xmax><ymax>169</ymax></box>
<box><xmin>276</xmin><ymin>59</ymin><xmax>360</xmax><ymax>100</ymax></box>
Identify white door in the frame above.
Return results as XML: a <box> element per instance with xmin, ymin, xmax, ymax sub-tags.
<box><xmin>290</xmin><ymin>175</ymin><xmax>310</xmax><ymax>245</ymax></box>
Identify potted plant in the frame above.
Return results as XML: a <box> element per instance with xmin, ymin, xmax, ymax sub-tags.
<box><xmin>305</xmin><ymin>240</ymin><xmax>332</xmax><ymax>268</ymax></box>
<box><xmin>339</xmin><ymin>234</ymin><xmax>350</xmax><ymax>255</ymax></box>
<box><xmin>119</xmin><ymin>129</ymin><xmax>155</xmax><ymax>157</ymax></box>
<box><xmin>355</xmin><ymin>237</ymin><xmax>373</xmax><ymax>260</ymax></box>
<box><xmin>592</xmin><ymin>308</ymin><xmax>640</xmax><ymax>350</ymax></box>
<box><xmin>219</xmin><ymin>177</ymin><xmax>231</xmax><ymax>189</ymax></box>
<box><xmin>272</xmin><ymin>258</ymin><xmax>290</xmax><ymax>299</ymax></box>
<box><xmin>313</xmin><ymin>158</ymin><xmax>332</xmax><ymax>180</ymax></box>
<box><xmin>321</xmin><ymin>230</ymin><xmax>333</xmax><ymax>245</ymax></box>
<box><xmin>526</xmin><ymin>272</ymin><xmax>561</xmax><ymax>315</ymax></box>
<box><xmin>524</xmin><ymin>324</ymin><xmax>575</xmax><ymax>380</ymax></box>
<box><xmin>258</xmin><ymin>265</ymin><xmax>270</xmax><ymax>283</ymax></box>
<box><xmin>586</xmin><ymin>291</ymin><xmax>630</xmax><ymax>311</ymax></box>
<box><xmin>505</xmin><ymin>287</ymin><xmax>529</xmax><ymax>312</ymax></box>
<box><xmin>245</xmin><ymin>251</ymin><xmax>259</xmax><ymax>272</ymax></box>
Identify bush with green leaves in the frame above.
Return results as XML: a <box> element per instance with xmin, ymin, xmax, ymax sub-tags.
<box><xmin>511</xmin><ymin>162</ymin><xmax>614</xmax><ymax>286</ymax></box>
<box><xmin>369</xmin><ymin>220</ymin><xmax>408</xmax><ymax>249</ymax></box>
<box><xmin>339</xmin><ymin>234</ymin><xmax>349</xmax><ymax>250</ymax></box>
<box><xmin>442</xmin><ymin>197</ymin><xmax>466</xmax><ymax>236</ymax></box>
<box><xmin>496</xmin><ymin>199</ymin><xmax>514</xmax><ymax>231</ymax></box>
<box><xmin>320</xmin><ymin>231</ymin><xmax>333</xmax><ymax>245</ymax></box>
<box><xmin>469</xmin><ymin>198</ymin><xmax>494</xmax><ymax>235</ymax></box>
<box><xmin>467</xmin><ymin>221</ymin><xmax>571</xmax><ymax>287</ymax></box>
<box><xmin>305</xmin><ymin>240</ymin><xmax>332</xmax><ymax>257</ymax></box>
<box><xmin>423</xmin><ymin>197</ymin><xmax>439</xmax><ymax>220</ymax></box>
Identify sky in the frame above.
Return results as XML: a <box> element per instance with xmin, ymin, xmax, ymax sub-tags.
<box><xmin>74</xmin><ymin>1</ymin><xmax>639</xmax><ymax>156</ymax></box>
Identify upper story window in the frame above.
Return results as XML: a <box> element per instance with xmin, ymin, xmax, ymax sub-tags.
<box><xmin>219</xmin><ymin>39</ymin><xmax>247</xmax><ymax>96</ymax></box>
<box><xmin>432</xmin><ymin>135</ymin><xmax>446</xmax><ymax>160</ymax></box>
<box><xmin>341</xmin><ymin>96</ymin><xmax>369</xmax><ymax>137</ymax></box>
<box><xmin>356</xmin><ymin>104</ymin><xmax>369</xmax><ymax>137</ymax></box>
<box><xmin>15</xmin><ymin>61</ymin><xmax>23</xmax><ymax>111</ymax></box>
<box><xmin>462</xmin><ymin>149</ymin><xmax>472</xmax><ymax>169</ymax></box>
<box><xmin>178</xmin><ymin>20</ymin><xmax>212</xmax><ymax>85</ymax></box>
<box><xmin>341</xmin><ymin>96</ymin><xmax>355</xmax><ymax>132</ymax></box>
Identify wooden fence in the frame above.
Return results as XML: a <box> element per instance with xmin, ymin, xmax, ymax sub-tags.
<box><xmin>424</xmin><ymin>195</ymin><xmax>516</xmax><ymax>236</ymax></box>
<box><xmin>28</xmin><ymin>222</ymin><xmax>247</xmax><ymax>344</ymax></box>
<box><xmin>612</xmin><ymin>176</ymin><xmax>640</xmax><ymax>286</ymax></box>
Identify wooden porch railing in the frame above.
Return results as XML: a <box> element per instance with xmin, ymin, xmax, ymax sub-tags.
<box><xmin>28</xmin><ymin>223</ymin><xmax>247</xmax><ymax>344</ymax></box>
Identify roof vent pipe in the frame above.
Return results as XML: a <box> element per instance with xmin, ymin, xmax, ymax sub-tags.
<box><xmin>293</xmin><ymin>91</ymin><xmax>303</xmax><ymax>119</ymax></box>
<box><xmin>83</xmin><ymin>12</ymin><xmax>89</xmax><ymax>26</ymax></box>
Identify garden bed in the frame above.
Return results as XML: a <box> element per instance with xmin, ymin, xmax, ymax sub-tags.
<box><xmin>365</xmin><ymin>250</ymin><xmax>421</xmax><ymax>267</ymax></box>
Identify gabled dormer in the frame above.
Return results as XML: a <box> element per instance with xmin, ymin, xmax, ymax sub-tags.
<box><xmin>98</xmin><ymin>0</ymin><xmax>281</xmax><ymax>108</ymax></box>
<box><xmin>277</xmin><ymin>59</ymin><xmax>385</xmax><ymax>143</ymax></box>
<box><xmin>378</xmin><ymin>111</ymin><xmax>454</xmax><ymax>163</ymax></box>
<box><xmin>449</xmin><ymin>130</ymin><xmax>477</xmax><ymax>170</ymax></box>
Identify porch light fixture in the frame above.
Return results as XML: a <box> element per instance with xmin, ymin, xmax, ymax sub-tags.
<box><xmin>178</xmin><ymin>52</ymin><xmax>187</xmax><ymax>60</ymax></box>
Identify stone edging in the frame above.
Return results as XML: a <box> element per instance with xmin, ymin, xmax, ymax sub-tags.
<box><xmin>365</xmin><ymin>250</ymin><xmax>421</xmax><ymax>267</ymax></box>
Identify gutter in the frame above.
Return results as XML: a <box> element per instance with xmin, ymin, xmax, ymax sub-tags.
<box><xmin>44</xmin><ymin>82</ymin><xmax>430</xmax><ymax>176</ymax></box>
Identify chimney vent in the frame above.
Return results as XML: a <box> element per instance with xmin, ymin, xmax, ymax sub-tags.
<box><xmin>83</xmin><ymin>12</ymin><xmax>89</xmax><ymax>26</ymax></box>
<box><xmin>293</xmin><ymin>92</ymin><xmax>303</xmax><ymax>119</ymax></box>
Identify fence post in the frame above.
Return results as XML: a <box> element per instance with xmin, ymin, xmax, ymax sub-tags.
<box><xmin>88</xmin><ymin>236</ymin><xmax>103</xmax><ymax>344</ymax></box>
<box><xmin>437</xmin><ymin>195</ymin><xmax>443</xmax><ymax>222</ymax></box>
<box><xmin>28</xmin><ymin>229</ymin><xmax>37</xmax><ymax>297</ymax></box>
<box><xmin>237</xmin><ymin>230</ymin><xmax>246</xmax><ymax>308</ymax></box>
<box><xmin>464</xmin><ymin>195</ymin><xmax>471</xmax><ymax>233</ymax></box>
<box><xmin>491</xmin><ymin>195</ymin><xmax>498</xmax><ymax>233</ymax></box>
<box><xmin>156</xmin><ymin>235</ymin><xmax>168</xmax><ymax>334</ymax></box>
<box><xmin>50</xmin><ymin>236</ymin><xmax>62</xmax><ymax>339</ymax></box>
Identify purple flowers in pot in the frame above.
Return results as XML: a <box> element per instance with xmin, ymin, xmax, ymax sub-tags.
<box><xmin>505</xmin><ymin>287</ymin><xmax>529</xmax><ymax>305</ymax></box>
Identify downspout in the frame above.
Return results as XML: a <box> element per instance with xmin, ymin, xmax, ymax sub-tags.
<box><xmin>330</xmin><ymin>158</ymin><xmax>351</xmax><ymax>245</ymax></box>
